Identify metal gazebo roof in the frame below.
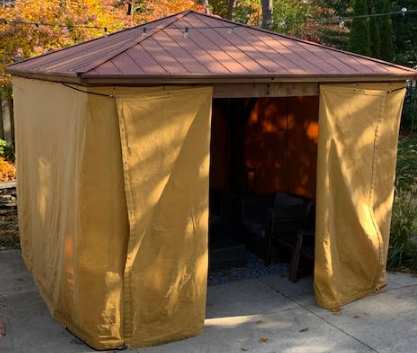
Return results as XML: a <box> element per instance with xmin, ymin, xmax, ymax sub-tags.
<box><xmin>8</xmin><ymin>10</ymin><xmax>417</xmax><ymax>85</ymax></box>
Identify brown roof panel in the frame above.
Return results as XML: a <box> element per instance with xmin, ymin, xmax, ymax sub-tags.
<box><xmin>8</xmin><ymin>10</ymin><xmax>417</xmax><ymax>83</ymax></box>
<box><xmin>161</xmin><ymin>28</ymin><xmax>230</xmax><ymax>74</ymax></box>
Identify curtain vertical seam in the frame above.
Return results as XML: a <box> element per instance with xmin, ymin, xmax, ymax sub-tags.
<box><xmin>368</xmin><ymin>94</ymin><xmax>387</xmax><ymax>287</ymax></box>
<box><xmin>116</xmin><ymin>101</ymin><xmax>134</xmax><ymax>342</ymax></box>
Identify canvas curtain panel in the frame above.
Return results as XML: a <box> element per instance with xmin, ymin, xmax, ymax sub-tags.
<box><xmin>13</xmin><ymin>78</ymin><xmax>213</xmax><ymax>349</ymax></box>
<box><xmin>315</xmin><ymin>83</ymin><xmax>406</xmax><ymax>310</ymax></box>
<box><xmin>116</xmin><ymin>87</ymin><xmax>212</xmax><ymax>347</ymax></box>
<box><xmin>13</xmin><ymin>77</ymin><xmax>130</xmax><ymax>349</ymax></box>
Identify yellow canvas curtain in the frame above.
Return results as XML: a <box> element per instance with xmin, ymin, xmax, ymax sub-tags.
<box><xmin>13</xmin><ymin>77</ymin><xmax>212</xmax><ymax>349</ymax></box>
<box><xmin>13</xmin><ymin>77</ymin><xmax>130</xmax><ymax>349</ymax></box>
<box><xmin>116</xmin><ymin>87</ymin><xmax>212</xmax><ymax>346</ymax></box>
<box><xmin>315</xmin><ymin>83</ymin><xmax>406</xmax><ymax>310</ymax></box>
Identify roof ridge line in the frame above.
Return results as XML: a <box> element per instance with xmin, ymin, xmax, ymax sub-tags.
<box><xmin>189</xmin><ymin>10</ymin><xmax>417</xmax><ymax>74</ymax></box>
<box><xmin>79</xmin><ymin>10</ymin><xmax>192</xmax><ymax>76</ymax></box>
<box><xmin>7</xmin><ymin>10</ymin><xmax>191</xmax><ymax>70</ymax></box>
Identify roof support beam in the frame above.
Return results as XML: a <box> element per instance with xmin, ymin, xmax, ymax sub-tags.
<box><xmin>213</xmin><ymin>83</ymin><xmax>319</xmax><ymax>98</ymax></box>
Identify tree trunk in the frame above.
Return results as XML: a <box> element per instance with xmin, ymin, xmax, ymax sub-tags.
<box><xmin>0</xmin><ymin>96</ymin><xmax>4</xmax><ymax>140</ymax></box>
<box><xmin>1</xmin><ymin>98</ymin><xmax>12</xmax><ymax>145</ymax></box>
<box><xmin>261</xmin><ymin>0</ymin><xmax>273</xmax><ymax>30</ymax></box>
<box><xmin>8</xmin><ymin>97</ymin><xmax>14</xmax><ymax>148</ymax></box>
<box><xmin>227</xmin><ymin>0</ymin><xmax>236</xmax><ymax>20</ymax></box>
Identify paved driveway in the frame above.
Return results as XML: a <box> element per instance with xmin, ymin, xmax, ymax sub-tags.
<box><xmin>1</xmin><ymin>250</ymin><xmax>417</xmax><ymax>353</ymax></box>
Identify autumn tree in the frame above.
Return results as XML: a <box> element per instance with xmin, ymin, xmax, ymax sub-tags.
<box><xmin>0</xmin><ymin>0</ymin><xmax>209</xmax><ymax>89</ymax></box>
<box><xmin>130</xmin><ymin>0</ymin><xmax>203</xmax><ymax>23</ymax></box>
<box><xmin>209</xmin><ymin>0</ymin><xmax>260</xmax><ymax>25</ymax></box>
<box><xmin>0</xmin><ymin>0</ymin><xmax>130</xmax><ymax>89</ymax></box>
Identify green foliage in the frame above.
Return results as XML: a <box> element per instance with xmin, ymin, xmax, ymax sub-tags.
<box><xmin>0</xmin><ymin>139</ymin><xmax>14</xmax><ymax>162</ymax></box>
<box><xmin>324</xmin><ymin>0</ymin><xmax>393</xmax><ymax>61</ymax></box>
<box><xmin>388</xmin><ymin>189</ymin><xmax>417</xmax><ymax>271</ymax></box>
<box><xmin>209</xmin><ymin>0</ymin><xmax>260</xmax><ymax>25</ymax></box>
<box><xmin>314</xmin><ymin>0</ymin><xmax>350</xmax><ymax>16</ymax></box>
<box><xmin>232</xmin><ymin>0</ymin><xmax>260</xmax><ymax>24</ymax></box>
<box><xmin>395</xmin><ymin>136</ymin><xmax>417</xmax><ymax>191</ymax></box>
<box><xmin>391</xmin><ymin>0</ymin><xmax>417</xmax><ymax>67</ymax></box>
<box><xmin>369</xmin><ymin>0</ymin><xmax>381</xmax><ymax>57</ymax></box>
<box><xmin>378</xmin><ymin>0</ymin><xmax>394</xmax><ymax>61</ymax></box>
<box><xmin>317</xmin><ymin>28</ymin><xmax>350</xmax><ymax>50</ymax></box>
<box><xmin>349</xmin><ymin>0</ymin><xmax>371</xmax><ymax>56</ymax></box>
<box><xmin>312</xmin><ymin>0</ymin><xmax>350</xmax><ymax>49</ymax></box>
<box><xmin>272</xmin><ymin>0</ymin><xmax>311</xmax><ymax>36</ymax></box>
<box><xmin>388</xmin><ymin>136</ymin><xmax>417</xmax><ymax>271</ymax></box>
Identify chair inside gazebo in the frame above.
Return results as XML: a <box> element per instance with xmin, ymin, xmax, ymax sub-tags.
<box><xmin>208</xmin><ymin>96</ymin><xmax>319</xmax><ymax>282</ymax></box>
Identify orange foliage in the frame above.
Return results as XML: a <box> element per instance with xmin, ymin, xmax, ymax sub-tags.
<box><xmin>133</xmin><ymin>0</ymin><xmax>203</xmax><ymax>23</ymax></box>
<box><xmin>0</xmin><ymin>0</ymin><xmax>206</xmax><ymax>88</ymax></box>
<box><xmin>0</xmin><ymin>158</ymin><xmax>16</xmax><ymax>182</ymax></box>
<box><xmin>0</xmin><ymin>0</ymin><xmax>131</xmax><ymax>88</ymax></box>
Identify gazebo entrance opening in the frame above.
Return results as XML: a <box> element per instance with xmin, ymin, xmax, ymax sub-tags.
<box><xmin>208</xmin><ymin>96</ymin><xmax>319</xmax><ymax>281</ymax></box>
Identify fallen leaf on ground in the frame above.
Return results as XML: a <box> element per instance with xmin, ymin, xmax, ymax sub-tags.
<box><xmin>0</xmin><ymin>320</ymin><xmax>6</xmax><ymax>337</ymax></box>
<box><xmin>259</xmin><ymin>336</ymin><xmax>268</xmax><ymax>343</ymax></box>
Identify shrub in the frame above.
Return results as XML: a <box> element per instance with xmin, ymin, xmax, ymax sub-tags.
<box><xmin>388</xmin><ymin>188</ymin><xmax>417</xmax><ymax>271</ymax></box>
<box><xmin>395</xmin><ymin>136</ymin><xmax>417</xmax><ymax>190</ymax></box>
<box><xmin>388</xmin><ymin>136</ymin><xmax>417</xmax><ymax>271</ymax></box>
<box><xmin>0</xmin><ymin>157</ymin><xmax>16</xmax><ymax>182</ymax></box>
<box><xmin>0</xmin><ymin>139</ymin><xmax>14</xmax><ymax>162</ymax></box>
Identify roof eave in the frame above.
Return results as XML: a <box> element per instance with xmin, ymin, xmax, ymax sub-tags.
<box><xmin>8</xmin><ymin>69</ymin><xmax>82</xmax><ymax>84</ymax></box>
<box><xmin>80</xmin><ymin>73</ymin><xmax>417</xmax><ymax>85</ymax></box>
<box><xmin>9</xmin><ymin>71</ymin><xmax>417</xmax><ymax>86</ymax></box>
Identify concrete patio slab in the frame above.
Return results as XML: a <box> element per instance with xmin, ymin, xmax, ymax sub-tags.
<box><xmin>0</xmin><ymin>250</ymin><xmax>34</xmax><ymax>296</ymax></box>
<box><xmin>1</xmin><ymin>250</ymin><xmax>417</xmax><ymax>353</ymax></box>
<box><xmin>142</xmin><ymin>306</ymin><xmax>374</xmax><ymax>353</ymax></box>
<box><xmin>259</xmin><ymin>272</ymin><xmax>417</xmax><ymax>353</ymax></box>
<box><xmin>206</xmin><ymin>278</ymin><xmax>297</xmax><ymax>319</ymax></box>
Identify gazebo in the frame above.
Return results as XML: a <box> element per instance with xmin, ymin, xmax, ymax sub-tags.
<box><xmin>8</xmin><ymin>10</ymin><xmax>417</xmax><ymax>350</ymax></box>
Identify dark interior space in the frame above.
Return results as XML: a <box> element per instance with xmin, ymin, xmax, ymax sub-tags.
<box><xmin>208</xmin><ymin>96</ymin><xmax>319</xmax><ymax>282</ymax></box>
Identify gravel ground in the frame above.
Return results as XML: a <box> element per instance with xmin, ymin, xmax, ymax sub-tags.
<box><xmin>208</xmin><ymin>253</ymin><xmax>288</xmax><ymax>286</ymax></box>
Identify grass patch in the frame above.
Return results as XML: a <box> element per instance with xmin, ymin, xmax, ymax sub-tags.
<box><xmin>388</xmin><ymin>135</ymin><xmax>417</xmax><ymax>271</ymax></box>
